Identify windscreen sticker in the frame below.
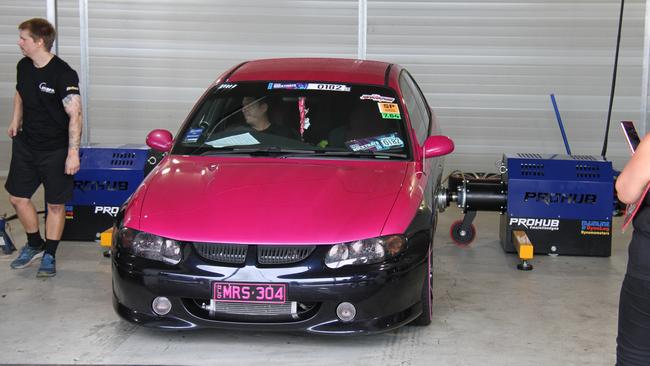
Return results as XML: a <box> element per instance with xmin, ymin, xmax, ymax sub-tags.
<box><xmin>360</xmin><ymin>94</ymin><xmax>395</xmax><ymax>103</ymax></box>
<box><xmin>377</xmin><ymin>102</ymin><xmax>400</xmax><ymax>119</ymax></box>
<box><xmin>218</xmin><ymin>83</ymin><xmax>237</xmax><ymax>89</ymax></box>
<box><xmin>267</xmin><ymin>82</ymin><xmax>350</xmax><ymax>92</ymax></box>
<box><xmin>345</xmin><ymin>132</ymin><xmax>404</xmax><ymax>152</ymax></box>
<box><xmin>267</xmin><ymin>82</ymin><xmax>306</xmax><ymax>90</ymax></box>
<box><xmin>206</xmin><ymin>133</ymin><xmax>260</xmax><ymax>147</ymax></box>
<box><xmin>309</xmin><ymin>83</ymin><xmax>351</xmax><ymax>92</ymax></box>
<box><xmin>183</xmin><ymin>128</ymin><xmax>204</xmax><ymax>143</ymax></box>
<box><xmin>378</xmin><ymin>134</ymin><xmax>405</xmax><ymax>148</ymax></box>
<box><xmin>380</xmin><ymin>113</ymin><xmax>401</xmax><ymax>119</ymax></box>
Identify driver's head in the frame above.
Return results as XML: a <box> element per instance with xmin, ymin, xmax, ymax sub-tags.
<box><xmin>242</xmin><ymin>96</ymin><xmax>269</xmax><ymax>124</ymax></box>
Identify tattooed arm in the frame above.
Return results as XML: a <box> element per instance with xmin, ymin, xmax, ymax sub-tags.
<box><xmin>63</xmin><ymin>94</ymin><xmax>82</xmax><ymax>175</ymax></box>
<box><xmin>7</xmin><ymin>92</ymin><xmax>22</xmax><ymax>138</ymax></box>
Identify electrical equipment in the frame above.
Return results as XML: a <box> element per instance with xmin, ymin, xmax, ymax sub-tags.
<box><xmin>436</xmin><ymin>153</ymin><xmax>614</xmax><ymax>258</ymax></box>
<box><xmin>61</xmin><ymin>145</ymin><xmax>154</xmax><ymax>241</ymax></box>
<box><xmin>499</xmin><ymin>154</ymin><xmax>612</xmax><ymax>257</ymax></box>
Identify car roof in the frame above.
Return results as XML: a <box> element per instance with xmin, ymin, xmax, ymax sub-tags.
<box><xmin>225</xmin><ymin>58</ymin><xmax>393</xmax><ymax>86</ymax></box>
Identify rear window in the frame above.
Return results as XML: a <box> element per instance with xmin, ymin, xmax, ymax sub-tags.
<box><xmin>171</xmin><ymin>82</ymin><xmax>409</xmax><ymax>159</ymax></box>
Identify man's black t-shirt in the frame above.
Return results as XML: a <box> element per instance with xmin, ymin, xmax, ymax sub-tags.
<box><xmin>262</xmin><ymin>123</ymin><xmax>300</xmax><ymax>140</ymax></box>
<box><xmin>16</xmin><ymin>55</ymin><xmax>80</xmax><ymax>151</ymax></box>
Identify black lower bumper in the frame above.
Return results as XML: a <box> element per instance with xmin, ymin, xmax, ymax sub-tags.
<box><xmin>112</xmin><ymin>239</ymin><xmax>429</xmax><ymax>335</ymax></box>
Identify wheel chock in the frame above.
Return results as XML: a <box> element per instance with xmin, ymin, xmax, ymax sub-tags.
<box><xmin>100</xmin><ymin>228</ymin><xmax>113</xmax><ymax>247</ymax></box>
<box><xmin>99</xmin><ymin>228</ymin><xmax>113</xmax><ymax>258</ymax></box>
<box><xmin>512</xmin><ymin>230</ymin><xmax>534</xmax><ymax>271</ymax></box>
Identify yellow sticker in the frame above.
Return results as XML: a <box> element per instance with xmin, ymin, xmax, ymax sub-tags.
<box><xmin>378</xmin><ymin>102</ymin><xmax>399</xmax><ymax>114</ymax></box>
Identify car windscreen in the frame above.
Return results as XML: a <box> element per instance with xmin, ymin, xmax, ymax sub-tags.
<box><xmin>171</xmin><ymin>82</ymin><xmax>409</xmax><ymax>159</ymax></box>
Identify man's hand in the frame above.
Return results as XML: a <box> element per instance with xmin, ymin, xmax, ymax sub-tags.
<box><xmin>65</xmin><ymin>150</ymin><xmax>80</xmax><ymax>175</ymax></box>
<box><xmin>8</xmin><ymin>92</ymin><xmax>23</xmax><ymax>138</ymax></box>
<box><xmin>7</xmin><ymin>121</ymin><xmax>19</xmax><ymax>138</ymax></box>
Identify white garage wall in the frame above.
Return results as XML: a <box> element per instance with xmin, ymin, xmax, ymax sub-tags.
<box><xmin>367</xmin><ymin>0</ymin><xmax>645</xmax><ymax>172</ymax></box>
<box><xmin>0</xmin><ymin>0</ymin><xmax>358</xmax><ymax>150</ymax></box>
<box><xmin>0</xmin><ymin>0</ymin><xmax>645</xmax><ymax>174</ymax></box>
<box><xmin>66</xmin><ymin>0</ymin><xmax>359</xmax><ymax>144</ymax></box>
<box><xmin>0</xmin><ymin>1</ymin><xmax>46</xmax><ymax>139</ymax></box>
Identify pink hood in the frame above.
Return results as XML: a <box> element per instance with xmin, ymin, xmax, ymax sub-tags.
<box><xmin>132</xmin><ymin>156</ymin><xmax>409</xmax><ymax>244</ymax></box>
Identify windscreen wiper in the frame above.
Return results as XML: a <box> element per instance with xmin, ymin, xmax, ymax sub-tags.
<box><xmin>284</xmin><ymin>150</ymin><xmax>407</xmax><ymax>159</ymax></box>
<box><xmin>200</xmin><ymin>146</ymin><xmax>317</xmax><ymax>156</ymax></box>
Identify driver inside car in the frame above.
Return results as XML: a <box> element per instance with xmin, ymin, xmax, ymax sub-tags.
<box><xmin>242</xmin><ymin>96</ymin><xmax>299</xmax><ymax>139</ymax></box>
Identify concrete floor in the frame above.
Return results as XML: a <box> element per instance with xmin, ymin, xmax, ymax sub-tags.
<box><xmin>0</xmin><ymin>178</ymin><xmax>628</xmax><ymax>366</ymax></box>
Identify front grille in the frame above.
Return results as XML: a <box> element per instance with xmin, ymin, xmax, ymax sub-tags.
<box><xmin>193</xmin><ymin>243</ymin><xmax>247</xmax><ymax>264</ymax></box>
<box><xmin>184</xmin><ymin>298</ymin><xmax>320</xmax><ymax>323</ymax></box>
<box><xmin>258</xmin><ymin>246</ymin><xmax>316</xmax><ymax>264</ymax></box>
<box><xmin>212</xmin><ymin>301</ymin><xmax>295</xmax><ymax>316</ymax></box>
<box><xmin>192</xmin><ymin>243</ymin><xmax>316</xmax><ymax>265</ymax></box>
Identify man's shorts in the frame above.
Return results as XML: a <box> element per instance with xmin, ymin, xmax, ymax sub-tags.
<box><xmin>5</xmin><ymin>137</ymin><xmax>73</xmax><ymax>204</ymax></box>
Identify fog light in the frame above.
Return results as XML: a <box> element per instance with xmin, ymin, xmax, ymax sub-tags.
<box><xmin>336</xmin><ymin>302</ymin><xmax>356</xmax><ymax>322</ymax></box>
<box><xmin>152</xmin><ymin>296</ymin><xmax>172</xmax><ymax>315</ymax></box>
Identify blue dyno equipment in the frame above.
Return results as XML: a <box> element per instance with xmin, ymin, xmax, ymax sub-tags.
<box><xmin>0</xmin><ymin>216</ymin><xmax>16</xmax><ymax>255</ymax></box>
<box><xmin>438</xmin><ymin>154</ymin><xmax>614</xmax><ymax>257</ymax></box>
<box><xmin>437</xmin><ymin>0</ymin><xmax>626</xmax><ymax>268</ymax></box>
<box><xmin>436</xmin><ymin>93</ymin><xmax>615</xmax><ymax>260</ymax></box>
<box><xmin>498</xmin><ymin>153</ymin><xmax>613</xmax><ymax>257</ymax></box>
<box><xmin>61</xmin><ymin>144</ymin><xmax>154</xmax><ymax>241</ymax></box>
<box><xmin>1</xmin><ymin>144</ymin><xmax>158</xmax><ymax>249</ymax></box>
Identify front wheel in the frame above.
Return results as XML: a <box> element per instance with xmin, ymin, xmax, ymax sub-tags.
<box><xmin>411</xmin><ymin>251</ymin><xmax>433</xmax><ymax>326</ymax></box>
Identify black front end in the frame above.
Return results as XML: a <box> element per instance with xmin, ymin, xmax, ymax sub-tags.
<box><xmin>111</xmin><ymin>230</ymin><xmax>431</xmax><ymax>335</ymax></box>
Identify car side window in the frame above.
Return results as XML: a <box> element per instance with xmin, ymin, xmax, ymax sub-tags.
<box><xmin>399</xmin><ymin>71</ymin><xmax>430</xmax><ymax>145</ymax></box>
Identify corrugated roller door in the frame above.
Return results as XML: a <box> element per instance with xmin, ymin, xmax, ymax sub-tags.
<box><xmin>367</xmin><ymin>0</ymin><xmax>644</xmax><ymax>172</ymax></box>
<box><xmin>0</xmin><ymin>1</ymin><xmax>46</xmax><ymax>138</ymax></box>
<box><xmin>0</xmin><ymin>0</ymin><xmax>645</xmax><ymax>175</ymax></box>
<box><xmin>81</xmin><ymin>0</ymin><xmax>358</xmax><ymax>144</ymax></box>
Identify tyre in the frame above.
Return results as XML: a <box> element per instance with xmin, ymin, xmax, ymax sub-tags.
<box><xmin>411</xmin><ymin>250</ymin><xmax>433</xmax><ymax>326</ymax></box>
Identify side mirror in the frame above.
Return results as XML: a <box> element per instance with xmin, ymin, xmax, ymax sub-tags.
<box><xmin>423</xmin><ymin>135</ymin><xmax>454</xmax><ymax>159</ymax></box>
<box><xmin>146</xmin><ymin>129</ymin><xmax>173</xmax><ymax>152</ymax></box>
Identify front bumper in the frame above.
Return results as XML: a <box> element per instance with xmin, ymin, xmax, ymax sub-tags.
<box><xmin>111</xmin><ymin>236</ymin><xmax>429</xmax><ymax>335</ymax></box>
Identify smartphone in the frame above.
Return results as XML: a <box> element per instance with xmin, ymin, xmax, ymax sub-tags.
<box><xmin>621</xmin><ymin>120</ymin><xmax>641</xmax><ymax>153</ymax></box>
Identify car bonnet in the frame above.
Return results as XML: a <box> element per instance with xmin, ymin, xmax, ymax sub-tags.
<box><xmin>135</xmin><ymin>156</ymin><xmax>409</xmax><ymax>244</ymax></box>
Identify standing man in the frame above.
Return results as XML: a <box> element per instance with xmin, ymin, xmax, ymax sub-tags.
<box><xmin>5</xmin><ymin>18</ymin><xmax>82</xmax><ymax>277</ymax></box>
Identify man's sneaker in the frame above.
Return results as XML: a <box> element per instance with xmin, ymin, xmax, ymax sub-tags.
<box><xmin>10</xmin><ymin>245</ymin><xmax>44</xmax><ymax>269</ymax></box>
<box><xmin>36</xmin><ymin>253</ymin><xmax>56</xmax><ymax>277</ymax></box>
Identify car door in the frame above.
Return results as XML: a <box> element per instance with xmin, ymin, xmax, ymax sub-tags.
<box><xmin>399</xmin><ymin>71</ymin><xmax>443</xmax><ymax>226</ymax></box>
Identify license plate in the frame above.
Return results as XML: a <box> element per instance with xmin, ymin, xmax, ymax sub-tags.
<box><xmin>212</xmin><ymin>282</ymin><xmax>287</xmax><ymax>304</ymax></box>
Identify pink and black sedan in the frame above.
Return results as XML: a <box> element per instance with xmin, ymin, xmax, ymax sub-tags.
<box><xmin>111</xmin><ymin>58</ymin><xmax>454</xmax><ymax>334</ymax></box>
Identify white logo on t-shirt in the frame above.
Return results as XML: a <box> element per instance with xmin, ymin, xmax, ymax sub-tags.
<box><xmin>39</xmin><ymin>82</ymin><xmax>55</xmax><ymax>94</ymax></box>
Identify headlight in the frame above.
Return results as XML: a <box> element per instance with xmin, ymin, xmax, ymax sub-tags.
<box><xmin>117</xmin><ymin>227</ymin><xmax>182</xmax><ymax>265</ymax></box>
<box><xmin>324</xmin><ymin>235</ymin><xmax>406</xmax><ymax>269</ymax></box>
